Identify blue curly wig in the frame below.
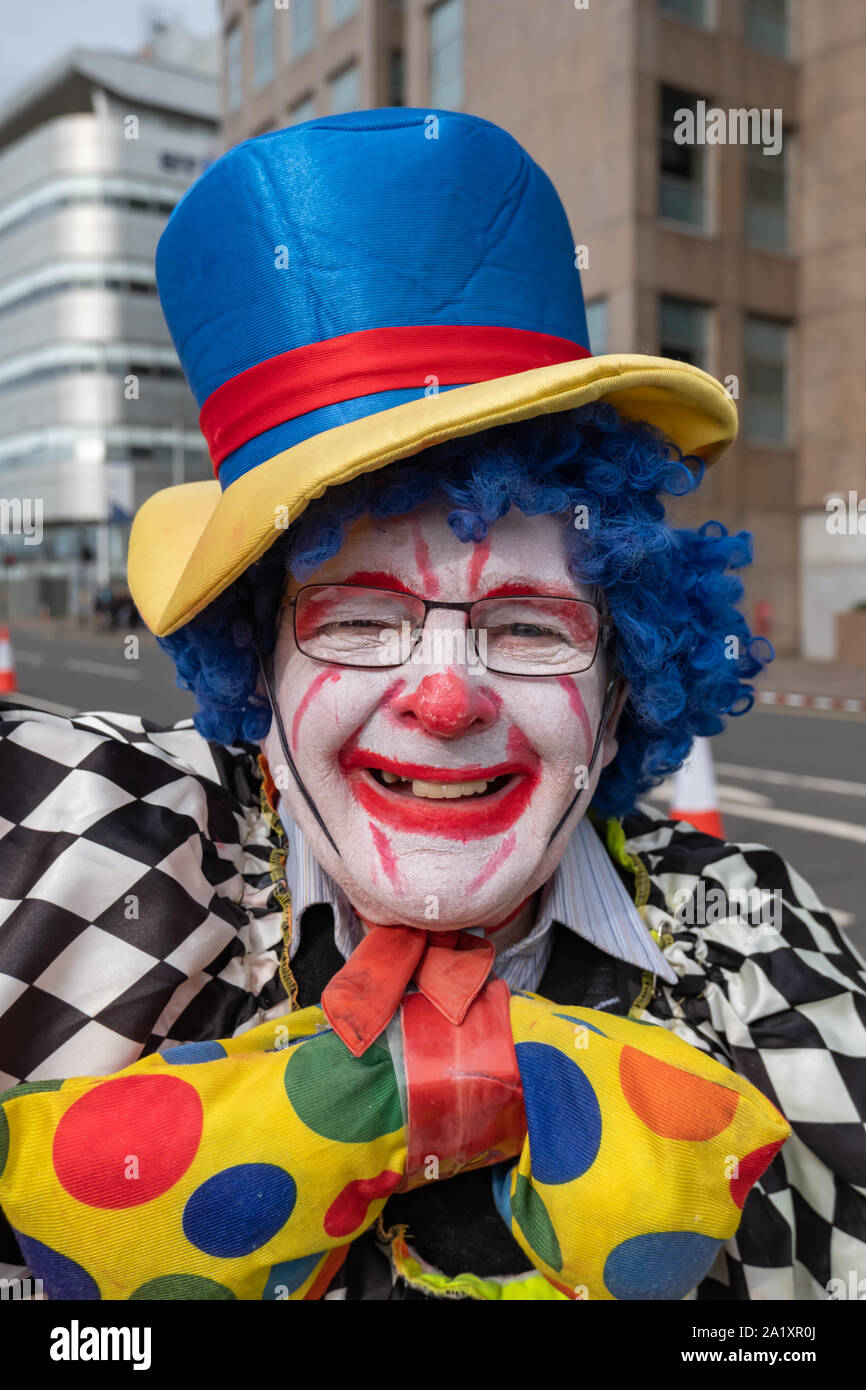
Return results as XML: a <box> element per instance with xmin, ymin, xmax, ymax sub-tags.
<box><xmin>158</xmin><ymin>402</ymin><xmax>770</xmax><ymax>816</ymax></box>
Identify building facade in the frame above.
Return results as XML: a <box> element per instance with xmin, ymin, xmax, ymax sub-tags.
<box><xmin>0</xmin><ymin>40</ymin><xmax>218</xmax><ymax>618</ymax></box>
<box><xmin>221</xmin><ymin>0</ymin><xmax>405</xmax><ymax>142</ymax></box>
<box><xmin>219</xmin><ymin>0</ymin><xmax>866</xmax><ymax>659</ymax></box>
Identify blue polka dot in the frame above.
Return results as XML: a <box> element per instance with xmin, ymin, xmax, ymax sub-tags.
<box><xmin>262</xmin><ymin>1251</ymin><xmax>324</xmax><ymax>1299</ymax></box>
<box><xmin>490</xmin><ymin>1161</ymin><xmax>516</xmax><ymax>1231</ymax></box>
<box><xmin>183</xmin><ymin>1164</ymin><xmax>296</xmax><ymax>1257</ymax></box>
<box><xmin>604</xmin><ymin>1231</ymin><xmax>725</xmax><ymax>1300</ymax></box>
<box><xmin>514</xmin><ymin>1042</ymin><xmax>602</xmax><ymax>1184</ymax></box>
<box><xmin>554</xmin><ymin>1013</ymin><xmax>607</xmax><ymax>1036</ymax></box>
<box><xmin>163</xmin><ymin>1041</ymin><xmax>227</xmax><ymax>1064</ymax></box>
<box><xmin>13</xmin><ymin>1232</ymin><xmax>100</xmax><ymax>1300</ymax></box>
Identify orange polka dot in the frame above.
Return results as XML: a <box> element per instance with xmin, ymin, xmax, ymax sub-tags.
<box><xmin>619</xmin><ymin>1045</ymin><xmax>739</xmax><ymax>1140</ymax></box>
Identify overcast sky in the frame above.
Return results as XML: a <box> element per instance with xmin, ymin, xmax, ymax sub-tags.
<box><xmin>0</xmin><ymin>0</ymin><xmax>220</xmax><ymax>104</ymax></box>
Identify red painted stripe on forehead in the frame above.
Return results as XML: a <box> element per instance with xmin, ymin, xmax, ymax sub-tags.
<box><xmin>411</xmin><ymin>522</ymin><xmax>440</xmax><ymax>598</ymax></box>
<box><xmin>466</xmin><ymin>536</ymin><xmax>491</xmax><ymax>595</ymax></box>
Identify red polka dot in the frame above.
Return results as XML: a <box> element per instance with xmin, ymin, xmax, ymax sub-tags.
<box><xmin>730</xmin><ymin>1140</ymin><xmax>786</xmax><ymax>1208</ymax></box>
<box><xmin>619</xmin><ymin>1045</ymin><xmax>740</xmax><ymax>1141</ymax></box>
<box><xmin>323</xmin><ymin>1171</ymin><xmax>402</xmax><ymax>1238</ymax></box>
<box><xmin>53</xmin><ymin>1074</ymin><xmax>202</xmax><ymax>1208</ymax></box>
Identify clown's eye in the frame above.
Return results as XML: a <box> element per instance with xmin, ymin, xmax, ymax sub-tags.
<box><xmin>320</xmin><ymin>618</ymin><xmax>396</xmax><ymax>632</ymax></box>
<box><xmin>501</xmin><ymin>623</ymin><xmax>563</xmax><ymax>639</ymax></box>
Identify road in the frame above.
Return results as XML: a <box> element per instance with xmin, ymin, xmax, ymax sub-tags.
<box><xmin>5</xmin><ymin>622</ymin><xmax>866</xmax><ymax>959</ymax></box>
<box><xmin>4</xmin><ymin>623</ymin><xmax>197</xmax><ymax>723</ymax></box>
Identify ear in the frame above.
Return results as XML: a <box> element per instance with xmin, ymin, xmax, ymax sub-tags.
<box><xmin>600</xmin><ymin>677</ymin><xmax>629</xmax><ymax>770</ymax></box>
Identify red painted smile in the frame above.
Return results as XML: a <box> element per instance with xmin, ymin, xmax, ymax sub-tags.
<box><xmin>339</xmin><ymin>749</ymin><xmax>540</xmax><ymax>840</ymax></box>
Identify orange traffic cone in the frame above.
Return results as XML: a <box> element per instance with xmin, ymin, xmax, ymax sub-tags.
<box><xmin>670</xmin><ymin>736</ymin><xmax>724</xmax><ymax>838</ymax></box>
<box><xmin>0</xmin><ymin>625</ymin><xmax>17</xmax><ymax>694</ymax></box>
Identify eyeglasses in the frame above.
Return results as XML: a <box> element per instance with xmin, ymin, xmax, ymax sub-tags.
<box><xmin>281</xmin><ymin>584</ymin><xmax>615</xmax><ymax>677</ymax></box>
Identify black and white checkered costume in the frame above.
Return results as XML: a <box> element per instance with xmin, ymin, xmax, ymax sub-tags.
<box><xmin>1</xmin><ymin>701</ymin><xmax>864</xmax><ymax>1300</ymax></box>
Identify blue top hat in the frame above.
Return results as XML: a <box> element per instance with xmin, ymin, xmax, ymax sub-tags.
<box><xmin>157</xmin><ymin>107</ymin><xmax>590</xmax><ymax>488</ymax></box>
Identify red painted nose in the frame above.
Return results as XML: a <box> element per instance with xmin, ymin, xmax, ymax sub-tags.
<box><xmin>391</xmin><ymin>668</ymin><xmax>498</xmax><ymax>738</ymax></box>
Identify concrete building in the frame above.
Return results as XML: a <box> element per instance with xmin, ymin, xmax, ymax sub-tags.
<box><xmin>221</xmin><ymin>0</ymin><xmax>405</xmax><ymax>142</ymax></box>
<box><xmin>0</xmin><ymin>32</ymin><xmax>218</xmax><ymax>618</ymax></box>
<box><xmin>219</xmin><ymin>0</ymin><xmax>866</xmax><ymax>659</ymax></box>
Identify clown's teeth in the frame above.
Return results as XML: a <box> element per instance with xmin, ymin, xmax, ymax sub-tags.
<box><xmin>380</xmin><ymin>770</ymin><xmax>401</xmax><ymax>783</ymax></box>
<box><xmin>410</xmin><ymin>778</ymin><xmax>490</xmax><ymax>799</ymax></box>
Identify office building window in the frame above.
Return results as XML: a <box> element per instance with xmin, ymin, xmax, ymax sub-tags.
<box><xmin>745</xmin><ymin>133</ymin><xmax>789</xmax><ymax>251</ymax></box>
<box><xmin>292</xmin><ymin>0</ymin><xmax>316</xmax><ymax>59</ymax></box>
<box><xmin>744</xmin><ymin>0</ymin><xmax>789</xmax><ymax>58</ymax></box>
<box><xmin>288</xmin><ymin>94</ymin><xmax>317</xmax><ymax>125</ymax></box>
<box><xmin>659</xmin><ymin>85</ymin><xmax>707</xmax><ymax>228</ymax></box>
<box><xmin>332</xmin><ymin>0</ymin><xmax>359</xmax><ymax>24</ymax></box>
<box><xmin>658</xmin><ymin>0</ymin><xmax>710</xmax><ymax>28</ymax></box>
<box><xmin>585</xmin><ymin>299</ymin><xmax>608</xmax><ymax>356</ymax></box>
<box><xmin>390</xmin><ymin>49</ymin><xmax>405</xmax><ymax>106</ymax></box>
<box><xmin>659</xmin><ymin>296</ymin><xmax>709</xmax><ymax>371</ymax></box>
<box><xmin>226</xmin><ymin>22</ymin><xmax>242</xmax><ymax>113</ymax></box>
<box><xmin>429</xmin><ymin>0</ymin><xmax>463</xmax><ymax>109</ymax></box>
<box><xmin>330</xmin><ymin>63</ymin><xmax>360</xmax><ymax>115</ymax></box>
<box><xmin>744</xmin><ymin>316</ymin><xmax>789</xmax><ymax>443</ymax></box>
<box><xmin>253</xmin><ymin>0</ymin><xmax>275</xmax><ymax>90</ymax></box>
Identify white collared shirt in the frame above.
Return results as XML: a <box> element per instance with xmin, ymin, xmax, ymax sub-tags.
<box><xmin>276</xmin><ymin>805</ymin><xmax>678</xmax><ymax>991</ymax></box>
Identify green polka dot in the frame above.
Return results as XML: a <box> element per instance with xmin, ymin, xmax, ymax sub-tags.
<box><xmin>0</xmin><ymin>1078</ymin><xmax>64</xmax><ymax>1103</ymax></box>
<box><xmin>0</xmin><ymin>1105</ymin><xmax>8</xmax><ymax>1181</ymax></box>
<box><xmin>130</xmin><ymin>1274</ymin><xmax>236</xmax><ymax>1300</ymax></box>
<box><xmin>513</xmin><ymin>1175</ymin><xmax>562</xmax><ymax>1272</ymax></box>
<box><xmin>284</xmin><ymin>1033</ymin><xmax>402</xmax><ymax>1142</ymax></box>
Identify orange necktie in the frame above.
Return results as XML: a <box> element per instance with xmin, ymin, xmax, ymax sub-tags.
<box><xmin>322</xmin><ymin>924</ymin><xmax>495</xmax><ymax>1057</ymax></box>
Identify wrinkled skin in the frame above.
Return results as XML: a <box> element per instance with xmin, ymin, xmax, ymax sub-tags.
<box><xmin>260</xmin><ymin>503</ymin><xmax>627</xmax><ymax>941</ymax></box>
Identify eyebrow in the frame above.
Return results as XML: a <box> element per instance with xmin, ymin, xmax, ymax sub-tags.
<box><xmin>337</xmin><ymin>570</ymin><xmax>416</xmax><ymax>595</ymax></box>
<box><xmin>334</xmin><ymin>571</ymin><xmax>583</xmax><ymax>601</ymax></box>
<box><xmin>479</xmin><ymin>579</ymin><xmax>582</xmax><ymax>601</ymax></box>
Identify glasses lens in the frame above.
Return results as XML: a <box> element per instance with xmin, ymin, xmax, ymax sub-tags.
<box><xmin>294</xmin><ymin>585</ymin><xmax>426</xmax><ymax>666</ymax></box>
<box><xmin>471</xmin><ymin>596</ymin><xmax>599</xmax><ymax>675</ymax></box>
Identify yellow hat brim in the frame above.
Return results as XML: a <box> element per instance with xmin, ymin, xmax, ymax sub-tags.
<box><xmin>128</xmin><ymin>354</ymin><xmax>737</xmax><ymax>638</ymax></box>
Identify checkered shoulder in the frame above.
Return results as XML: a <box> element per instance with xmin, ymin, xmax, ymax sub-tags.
<box><xmin>620</xmin><ymin>804</ymin><xmax>866</xmax><ymax>1301</ymax></box>
<box><xmin>0</xmin><ymin>703</ymin><xmax>289</xmax><ymax>1089</ymax></box>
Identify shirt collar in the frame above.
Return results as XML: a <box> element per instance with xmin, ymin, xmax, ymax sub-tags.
<box><xmin>276</xmin><ymin>803</ymin><xmax>677</xmax><ymax>986</ymax></box>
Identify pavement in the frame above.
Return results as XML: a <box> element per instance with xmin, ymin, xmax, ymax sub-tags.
<box><xmin>753</xmin><ymin>657</ymin><xmax>866</xmax><ymax>713</ymax></box>
<box><xmin>2</xmin><ymin>616</ymin><xmax>865</xmax><ymax>959</ymax></box>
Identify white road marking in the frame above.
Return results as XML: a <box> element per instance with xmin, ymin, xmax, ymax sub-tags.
<box><xmin>64</xmin><ymin>658</ymin><xmax>140</xmax><ymax>681</ymax></box>
<box><xmin>715</xmin><ymin>761</ymin><xmax>866</xmax><ymax>800</ymax></box>
<box><xmin>714</xmin><ymin>800</ymin><xmax>866</xmax><ymax>846</ymax></box>
<box><xmin>648</xmin><ymin>782</ymin><xmax>866</xmax><ymax>843</ymax></box>
<box><xmin>712</xmin><ymin>784</ymin><xmax>772</xmax><ymax>807</ymax></box>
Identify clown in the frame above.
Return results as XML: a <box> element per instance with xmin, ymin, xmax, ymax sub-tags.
<box><xmin>0</xmin><ymin>110</ymin><xmax>863</xmax><ymax>1303</ymax></box>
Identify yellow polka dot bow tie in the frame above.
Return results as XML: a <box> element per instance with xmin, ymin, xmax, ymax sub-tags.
<box><xmin>0</xmin><ymin>980</ymin><xmax>789</xmax><ymax>1301</ymax></box>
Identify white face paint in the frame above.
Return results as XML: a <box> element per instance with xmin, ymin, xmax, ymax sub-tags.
<box><xmin>260</xmin><ymin>503</ymin><xmax>625</xmax><ymax>932</ymax></box>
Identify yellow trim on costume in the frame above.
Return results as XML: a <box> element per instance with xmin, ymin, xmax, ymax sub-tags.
<box><xmin>381</xmin><ymin>1227</ymin><xmax>570</xmax><ymax>1301</ymax></box>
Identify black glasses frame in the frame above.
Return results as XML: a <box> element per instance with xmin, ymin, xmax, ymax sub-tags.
<box><xmin>281</xmin><ymin>583</ymin><xmax>616</xmax><ymax>677</ymax></box>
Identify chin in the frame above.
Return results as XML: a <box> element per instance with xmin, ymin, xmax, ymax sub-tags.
<box><xmin>328</xmin><ymin>838</ymin><xmax>549</xmax><ymax>932</ymax></box>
